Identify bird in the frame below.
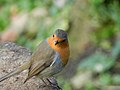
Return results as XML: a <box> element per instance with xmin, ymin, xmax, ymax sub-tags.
<box><xmin>0</xmin><ymin>29</ymin><xmax>70</xmax><ymax>84</ymax></box>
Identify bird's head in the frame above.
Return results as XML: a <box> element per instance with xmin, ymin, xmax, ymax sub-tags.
<box><xmin>51</xmin><ymin>29</ymin><xmax>68</xmax><ymax>46</ymax></box>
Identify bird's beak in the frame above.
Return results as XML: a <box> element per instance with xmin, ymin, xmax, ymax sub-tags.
<box><xmin>54</xmin><ymin>40</ymin><xmax>59</xmax><ymax>45</ymax></box>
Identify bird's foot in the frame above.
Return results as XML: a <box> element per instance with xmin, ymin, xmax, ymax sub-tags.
<box><xmin>47</xmin><ymin>78</ymin><xmax>62</xmax><ymax>90</ymax></box>
<box><xmin>39</xmin><ymin>78</ymin><xmax>62</xmax><ymax>90</ymax></box>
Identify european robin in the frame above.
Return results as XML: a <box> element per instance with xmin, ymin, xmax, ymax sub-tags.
<box><xmin>0</xmin><ymin>29</ymin><xmax>70</xmax><ymax>84</ymax></box>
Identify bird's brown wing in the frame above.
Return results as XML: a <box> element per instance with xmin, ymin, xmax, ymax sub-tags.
<box><xmin>24</xmin><ymin>40</ymin><xmax>55</xmax><ymax>82</ymax></box>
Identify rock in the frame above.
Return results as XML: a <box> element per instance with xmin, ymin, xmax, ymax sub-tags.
<box><xmin>0</xmin><ymin>42</ymin><xmax>60</xmax><ymax>90</ymax></box>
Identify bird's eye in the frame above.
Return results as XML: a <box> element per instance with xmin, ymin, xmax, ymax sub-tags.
<box><xmin>53</xmin><ymin>35</ymin><xmax>54</xmax><ymax>37</ymax></box>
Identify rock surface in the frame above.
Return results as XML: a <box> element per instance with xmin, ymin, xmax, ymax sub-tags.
<box><xmin>0</xmin><ymin>42</ymin><xmax>60</xmax><ymax>90</ymax></box>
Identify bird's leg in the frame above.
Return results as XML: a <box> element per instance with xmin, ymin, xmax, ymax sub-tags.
<box><xmin>46</xmin><ymin>78</ymin><xmax>62</xmax><ymax>90</ymax></box>
<box><xmin>41</xmin><ymin>78</ymin><xmax>48</xmax><ymax>87</ymax></box>
<box><xmin>40</xmin><ymin>78</ymin><xmax>50</xmax><ymax>90</ymax></box>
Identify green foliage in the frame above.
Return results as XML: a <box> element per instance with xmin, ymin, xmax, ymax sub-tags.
<box><xmin>0</xmin><ymin>6</ymin><xmax>10</xmax><ymax>31</ymax></box>
<box><xmin>85</xmin><ymin>81</ymin><xmax>98</xmax><ymax>90</ymax></box>
<box><xmin>75</xmin><ymin>1</ymin><xmax>120</xmax><ymax>89</ymax></box>
<box><xmin>63</xmin><ymin>81</ymin><xmax>72</xmax><ymax>90</ymax></box>
<box><xmin>112</xmin><ymin>74</ymin><xmax>120</xmax><ymax>84</ymax></box>
<box><xmin>79</xmin><ymin>40</ymin><xmax>120</xmax><ymax>72</ymax></box>
<box><xmin>98</xmin><ymin>73</ymin><xmax>112</xmax><ymax>85</ymax></box>
<box><xmin>77</xmin><ymin>40</ymin><xmax>120</xmax><ymax>89</ymax></box>
<box><xmin>79</xmin><ymin>52</ymin><xmax>114</xmax><ymax>72</ymax></box>
<box><xmin>111</xmin><ymin>41</ymin><xmax>120</xmax><ymax>59</ymax></box>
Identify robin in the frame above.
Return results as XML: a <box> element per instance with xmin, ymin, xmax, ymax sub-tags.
<box><xmin>0</xmin><ymin>29</ymin><xmax>70</xmax><ymax>85</ymax></box>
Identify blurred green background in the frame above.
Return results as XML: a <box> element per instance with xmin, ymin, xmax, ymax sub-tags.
<box><xmin>0</xmin><ymin>0</ymin><xmax>120</xmax><ymax>90</ymax></box>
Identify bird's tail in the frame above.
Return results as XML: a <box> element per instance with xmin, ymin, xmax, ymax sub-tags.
<box><xmin>0</xmin><ymin>60</ymin><xmax>31</xmax><ymax>82</ymax></box>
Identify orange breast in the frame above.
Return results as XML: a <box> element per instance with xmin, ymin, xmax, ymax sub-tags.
<box><xmin>47</xmin><ymin>36</ymin><xmax>70</xmax><ymax>65</ymax></box>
